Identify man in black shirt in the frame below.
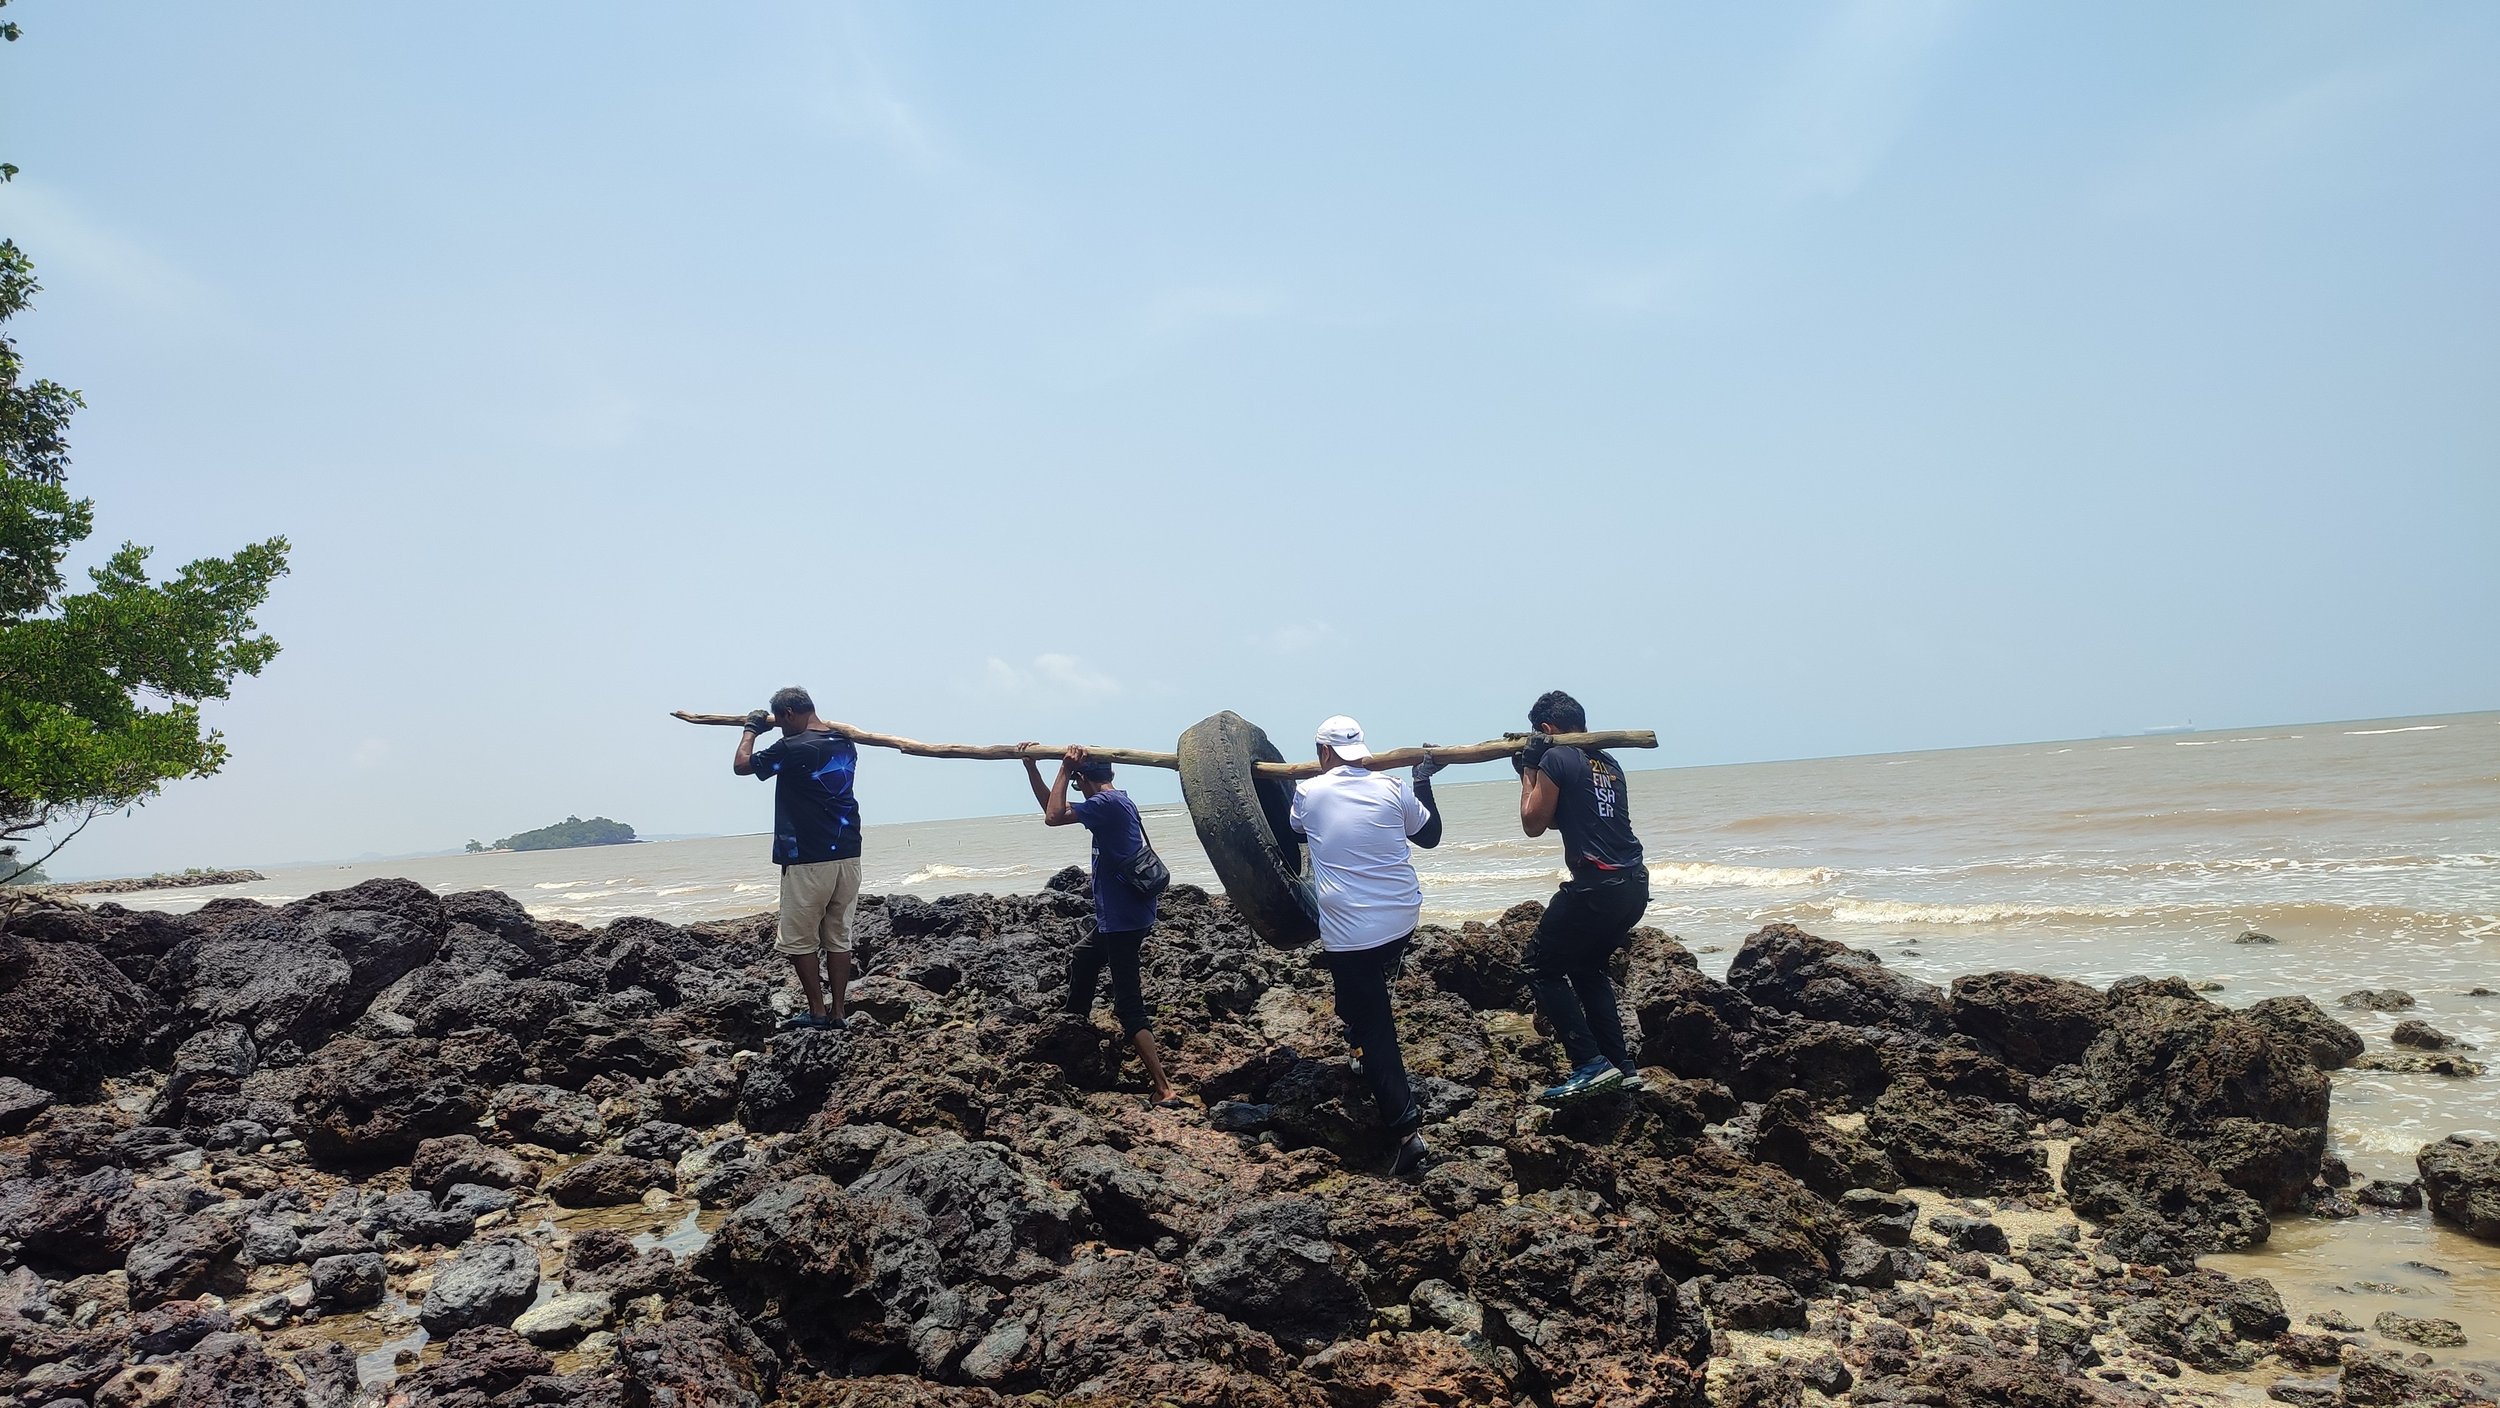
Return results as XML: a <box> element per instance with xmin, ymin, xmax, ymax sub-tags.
<box><xmin>732</xmin><ymin>686</ymin><xmax>863</xmax><ymax>1031</ymax></box>
<box><xmin>1514</xmin><ymin>689</ymin><xmax>1649</xmax><ymax>1102</ymax></box>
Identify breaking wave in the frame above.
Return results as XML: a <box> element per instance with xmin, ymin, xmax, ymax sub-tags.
<box><xmin>895</xmin><ymin>862</ymin><xmax>1045</xmax><ymax>887</ymax></box>
<box><xmin>1786</xmin><ymin>896</ymin><xmax>2493</xmax><ymax>935</ymax></box>
<box><xmin>1420</xmin><ymin>866</ymin><xmax>1566</xmax><ymax>889</ymax></box>
<box><xmin>1648</xmin><ymin>861</ymin><xmax>1833</xmax><ymax>889</ymax></box>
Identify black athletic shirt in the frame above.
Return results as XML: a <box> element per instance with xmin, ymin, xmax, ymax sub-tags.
<box><xmin>749</xmin><ymin>730</ymin><xmax>863</xmax><ymax>866</ymax></box>
<box><xmin>1539</xmin><ymin>744</ymin><xmax>1644</xmax><ymax>881</ymax></box>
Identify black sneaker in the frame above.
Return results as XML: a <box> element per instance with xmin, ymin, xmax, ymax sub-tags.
<box><xmin>1388</xmin><ymin>1134</ymin><xmax>1431</xmax><ymax>1179</ymax></box>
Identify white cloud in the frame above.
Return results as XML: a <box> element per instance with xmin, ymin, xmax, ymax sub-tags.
<box><xmin>1752</xmin><ymin>0</ymin><xmax>1967</xmax><ymax>204</ymax></box>
<box><xmin>1569</xmin><ymin>257</ymin><xmax>1710</xmax><ymax>318</ymax></box>
<box><xmin>1562</xmin><ymin>0</ymin><xmax>1963</xmax><ymax>324</ymax></box>
<box><xmin>795</xmin><ymin>7</ymin><xmax>955</xmax><ymax>180</ymax></box>
<box><xmin>2099</xmin><ymin>63</ymin><xmax>2406</xmax><ymax>219</ymax></box>
<box><xmin>1136</xmin><ymin>283</ymin><xmax>1284</xmax><ymax>340</ymax></box>
<box><xmin>1</xmin><ymin>180</ymin><xmax>227</xmax><ymax>323</ymax></box>
<box><xmin>1049</xmin><ymin>281</ymin><xmax>1290</xmax><ymax>386</ymax></box>
<box><xmin>981</xmin><ymin>652</ymin><xmax>1122</xmax><ymax>701</ymax></box>
<box><xmin>533</xmin><ymin>379</ymin><xmax>641</xmax><ymax>450</ymax></box>
<box><xmin>1253</xmin><ymin>621</ymin><xmax>1340</xmax><ymax>655</ymax></box>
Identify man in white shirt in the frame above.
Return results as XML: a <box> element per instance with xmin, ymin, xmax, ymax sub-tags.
<box><xmin>1288</xmin><ymin>715</ymin><xmax>1444</xmax><ymax>1177</ymax></box>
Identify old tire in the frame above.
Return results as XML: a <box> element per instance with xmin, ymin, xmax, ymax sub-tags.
<box><xmin>1176</xmin><ymin>712</ymin><xmax>1317</xmax><ymax>950</ymax></box>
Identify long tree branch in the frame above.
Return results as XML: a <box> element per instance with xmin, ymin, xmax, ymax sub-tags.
<box><xmin>670</xmin><ymin>711</ymin><xmax>1656</xmax><ymax>779</ymax></box>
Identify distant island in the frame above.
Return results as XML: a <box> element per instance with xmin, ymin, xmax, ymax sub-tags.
<box><xmin>468</xmin><ymin>816</ymin><xmax>638</xmax><ymax>853</ymax></box>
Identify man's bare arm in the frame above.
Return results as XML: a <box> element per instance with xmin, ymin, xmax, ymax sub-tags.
<box><xmin>1520</xmin><ymin>769</ymin><xmax>1559</xmax><ymax>837</ymax></box>
<box><xmin>1042</xmin><ymin>745</ymin><xmax>1082</xmax><ymax>826</ymax></box>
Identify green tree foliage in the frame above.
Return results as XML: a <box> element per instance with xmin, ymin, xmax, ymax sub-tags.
<box><xmin>490</xmin><ymin>816</ymin><xmax>637</xmax><ymax>852</ymax></box>
<box><xmin>0</xmin><ymin>19</ymin><xmax>291</xmax><ymax>881</ymax></box>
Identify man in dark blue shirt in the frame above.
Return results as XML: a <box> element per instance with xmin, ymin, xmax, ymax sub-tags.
<box><xmin>1515</xmin><ymin>689</ymin><xmax>1649</xmax><ymax>1103</ymax></box>
<box><xmin>1022</xmin><ymin>743</ymin><xmax>1179</xmax><ymax>1105</ymax></box>
<box><xmin>734</xmin><ymin>686</ymin><xmax>862</xmax><ymax>1031</ymax></box>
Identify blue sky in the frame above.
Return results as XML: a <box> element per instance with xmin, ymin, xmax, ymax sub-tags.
<box><xmin>7</xmin><ymin>3</ymin><xmax>2495</xmax><ymax>876</ymax></box>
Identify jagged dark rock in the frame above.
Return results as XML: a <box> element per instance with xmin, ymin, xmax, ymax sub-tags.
<box><xmin>293</xmin><ymin>1037</ymin><xmax>487</xmax><ymax>1166</ymax></box>
<box><xmin>2417</xmin><ymin>1134</ymin><xmax>2500</xmax><ymax>1241</ymax></box>
<box><xmin>1948</xmin><ymin>971</ymin><xmax>2108</xmax><ymax>1073</ymax></box>
<box><xmin>1185</xmin><ymin>1197</ymin><xmax>1370</xmax><ymax>1350</ymax></box>
<box><xmin>0</xmin><ymin>1164</ymin><xmax>160</xmax><ymax>1271</ymax></box>
<box><xmin>1865</xmin><ymin>1079</ymin><xmax>2047</xmax><ymax>1197</ymax></box>
<box><xmin>1726</xmin><ymin>923</ymin><xmax>1954</xmax><ymax>1038</ymax></box>
<box><xmin>2084</xmin><ymin>979</ymin><xmax>2327</xmax><ymax>1210</ymax></box>
<box><xmin>11</xmin><ymin>879</ymin><xmax>2444</xmax><ymax>1408</ymax></box>
<box><xmin>2393</xmin><ymin>1019</ymin><xmax>2464</xmax><ymax>1050</ymax></box>
<box><xmin>410</xmin><ymin>1134</ymin><xmax>538</xmax><ymax>1194</ymax></box>
<box><xmin>544</xmin><ymin>1153</ymin><xmax>676</xmax><ymax>1207</ymax></box>
<box><xmin>490</xmin><ymin>1082</ymin><xmax>605</xmax><ymax>1151</ymax></box>
<box><xmin>1741</xmin><ymin>1089</ymin><xmax>1902</xmax><ymax>1197</ymax></box>
<box><xmin>2245</xmin><ymin>995</ymin><xmax>2365</xmax><ymax>1071</ymax></box>
<box><xmin>418</xmin><ymin>1239</ymin><xmax>541</xmax><ymax>1333</ymax></box>
<box><xmin>0</xmin><ymin>932</ymin><xmax>154</xmax><ymax>1090</ymax></box>
<box><xmin>124</xmin><ymin>1208</ymin><xmax>246</xmax><ymax>1308</ymax></box>
<box><xmin>2063</xmin><ymin>1113</ymin><xmax>2269</xmax><ymax>1256</ymax></box>
<box><xmin>306</xmin><ymin>1252</ymin><xmax>384</xmax><ymax>1311</ymax></box>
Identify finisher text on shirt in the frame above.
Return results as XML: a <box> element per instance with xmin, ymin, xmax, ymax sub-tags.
<box><xmin>1540</xmin><ymin>744</ymin><xmax>1644</xmax><ymax>879</ymax></box>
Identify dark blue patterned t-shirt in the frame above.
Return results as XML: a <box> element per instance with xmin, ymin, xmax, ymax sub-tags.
<box><xmin>1070</xmin><ymin>788</ymin><xmax>1157</xmax><ymax>932</ymax></box>
<box><xmin>750</xmin><ymin>730</ymin><xmax>862</xmax><ymax>865</ymax></box>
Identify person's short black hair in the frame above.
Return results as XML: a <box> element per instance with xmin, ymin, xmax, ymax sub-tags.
<box><xmin>1529</xmin><ymin>690</ymin><xmax>1586</xmax><ymax>733</ymax></box>
<box><xmin>769</xmin><ymin>686</ymin><xmax>814</xmax><ymax>718</ymax></box>
<box><xmin>1073</xmin><ymin>758</ymin><xmax>1115</xmax><ymax>783</ymax></box>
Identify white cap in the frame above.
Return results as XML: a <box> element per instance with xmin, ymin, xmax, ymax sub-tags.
<box><xmin>1315</xmin><ymin>715</ymin><xmax>1372</xmax><ymax>762</ymax></box>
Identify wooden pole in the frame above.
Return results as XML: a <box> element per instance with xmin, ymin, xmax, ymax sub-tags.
<box><xmin>671</xmin><ymin>711</ymin><xmax>1654</xmax><ymax>778</ymax></box>
<box><xmin>671</xmin><ymin>713</ymin><xmax>1183</xmax><ymax>768</ymax></box>
<box><xmin>1260</xmin><ymin>731</ymin><xmax>1656</xmax><ymax>780</ymax></box>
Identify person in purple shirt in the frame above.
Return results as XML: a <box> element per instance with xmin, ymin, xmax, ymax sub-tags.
<box><xmin>1021</xmin><ymin>743</ymin><xmax>1181</xmax><ymax>1106</ymax></box>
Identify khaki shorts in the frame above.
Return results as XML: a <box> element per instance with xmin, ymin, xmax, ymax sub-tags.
<box><xmin>776</xmin><ymin>857</ymin><xmax>861</xmax><ymax>956</ymax></box>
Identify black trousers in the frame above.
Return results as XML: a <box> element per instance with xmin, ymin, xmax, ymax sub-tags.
<box><xmin>1324</xmin><ymin>935</ymin><xmax>1419</xmax><ymax>1138</ymax></box>
<box><xmin>1522</xmin><ymin>871</ymin><xmax>1650</xmax><ymax>1073</ymax></box>
<box><xmin>1067</xmin><ymin>925</ymin><xmax>1152</xmax><ymax>1037</ymax></box>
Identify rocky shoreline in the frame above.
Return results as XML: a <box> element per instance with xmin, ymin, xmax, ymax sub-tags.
<box><xmin>25</xmin><ymin>872</ymin><xmax>264</xmax><ymax>898</ymax></box>
<box><xmin>3</xmin><ymin>874</ymin><xmax>2496</xmax><ymax>1408</ymax></box>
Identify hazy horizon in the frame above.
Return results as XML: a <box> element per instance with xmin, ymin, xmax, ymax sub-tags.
<box><xmin>44</xmin><ymin>706</ymin><xmax>2489</xmax><ymax>880</ymax></box>
<box><xmin>7</xmin><ymin>3</ymin><xmax>2495</xmax><ymax>878</ymax></box>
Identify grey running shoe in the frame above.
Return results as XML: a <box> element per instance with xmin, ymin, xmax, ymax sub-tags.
<box><xmin>1538</xmin><ymin>1059</ymin><xmax>1626</xmax><ymax>1105</ymax></box>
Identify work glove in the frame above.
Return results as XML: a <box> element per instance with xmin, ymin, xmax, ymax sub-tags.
<box><xmin>1410</xmin><ymin>750</ymin><xmax>1443</xmax><ymax>784</ymax></box>
<box><xmin>744</xmin><ymin>710</ymin><xmax>775</xmax><ymax>735</ymax></box>
<box><xmin>1518</xmin><ymin>734</ymin><xmax>1552</xmax><ymax>770</ymax></box>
